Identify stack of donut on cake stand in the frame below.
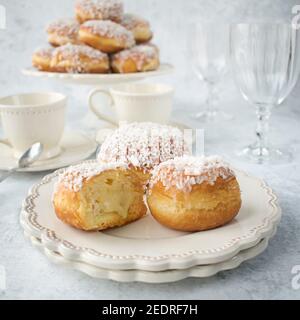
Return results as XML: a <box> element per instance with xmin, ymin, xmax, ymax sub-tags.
<box><xmin>22</xmin><ymin>0</ymin><xmax>173</xmax><ymax>129</ymax></box>
<box><xmin>22</xmin><ymin>0</ymin><xmax>174</xmax><ymax>132</ymax></box>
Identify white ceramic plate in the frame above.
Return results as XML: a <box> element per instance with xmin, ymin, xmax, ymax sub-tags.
<box><xmin>0</xmin><ymin>131</ymin><xmax>97</xmax><ymax>172</ymax></box>
<box><xmin>24</xmin><ymin>229</ymin><xmax>275</xmax><ymax>283</ymax></box>
<box><xmin>21</xmin><ymin>64</ymin><xmax>174</xmax><ymax>86</ymax></box>
<box><xmin>20</xmin><ymin>162</ymin><xmax>281</xmax><ymax>271</ymax></box>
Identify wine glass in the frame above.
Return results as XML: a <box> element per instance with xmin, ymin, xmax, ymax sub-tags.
<box><xmin>190</xmin><ymin>23</ymin><xmax>232</xmax><ymax>122</ymax></box>
<box><xmin>230</xmin><ymin>23</ymin><xmax>300</xmax><ymax>164</ymax></box>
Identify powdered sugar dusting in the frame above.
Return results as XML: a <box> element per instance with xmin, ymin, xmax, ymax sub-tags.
<box><xmin>76</xmin><ymin>0</ymin><xmax>124</xmax><ymax>21</ymax></box>
<box><xmin>113</xmin><ymin>44</ymin><xmax>158</xmax><ymax>71</ymax></box>
<box><xmin>98</xmin><ymin>122</ymin><xmax>190</xmax><ymax>171</ymax></box>
<box><xmin>150</xmin><ymin>156</ymin><xmax>235</xmax><ymax>192</ymax></box>
<box><xmin>81</xmin><ymin>20</ymin><xmax>135</xmax><ymax>47</ymax></box>
<box><xmin>56</xmin><ymin>161</ymin><xmax>128</xmax><ymax>192</ymax></box>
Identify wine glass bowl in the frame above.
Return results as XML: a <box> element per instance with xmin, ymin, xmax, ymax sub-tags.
<box><xmin>230</xmin><ymin>23</ymin><xmax>300</xmax><ymax>164</ymax></box>
<box><xmin>190</xmin><ymin>23</ymin><xmax>232</xmax><ymax>122</ymax></box>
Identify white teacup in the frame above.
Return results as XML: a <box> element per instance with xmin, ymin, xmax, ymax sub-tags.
<box><xmin>0</xmin><ymin>92</ymin><xmax>66</xmax><ymax>160</ymax></box>
<box><xmin>88</xmin><ymin>83</ymin><xmax>174</xmax><ymax>126</ymax></box>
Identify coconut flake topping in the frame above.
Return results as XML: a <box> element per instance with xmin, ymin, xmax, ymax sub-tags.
<box><xmin>121</xmin><ymin>13</ymin><xmax>150</xmax><ymax>30</ymax></box>
<box><xmin>76</xmin><ymin>0</ymin><xmax>124</xmax><ymax>21</ymax></box>
<box><xmin>98</xmin><ymin>122</ymin><xmax>190</xmax><ymax>171</ymax></box>
<box><xmin>57</xmin><ymin>161</ymin><xmax>128</xmax><ymax>192</ymax></box>
<box><xmin>81</xmin><ymin>20</ymin><xmax>135</xmax><ymax>47</ymax></box>
<box><xmin>47</xmin><ymin>18</ymin><xmax>80</xmax><ymax>37</ymax></box>
<box><xmin>150</xmin><ymin>156</ymin><xmax>235</xmax><ymax>192</ymax></box>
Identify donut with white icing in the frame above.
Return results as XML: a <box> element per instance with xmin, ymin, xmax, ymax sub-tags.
<box><xmin>47</xmin><ymin>18</ymin><xmax>81</xmax><ymax>47</ymax></box>
<box><xmin>98</xmin><ymin>122</ymin><xmax>191</xmax><ymax>184</ymax></box>
<box><xmin>147</xmin><ymin>156</ymin><xmax>242</xmax><ymax>232</ymax></box>
<box><xmin>120</xmin><ymin>13</ymin><xmax>153</xmax><ymax>44</ymax></box>
<box><xmin>53</xmin><ymin>161</ymin><xmax>147</xmax><ymax>231</ymax></box>
<box><xmin>75</xmin><ymin>0</ymin><xmax>124</xmax><ymax>23</ymax></box>
<box><xmin>51</xmin><ymin>43</ymin><xmax>109</xmax><ymax>73</ymax></box>
<box><xmin>111</xmin><ymin>44</ymin><xmax>159</xmax><ymax>73</ymax></box>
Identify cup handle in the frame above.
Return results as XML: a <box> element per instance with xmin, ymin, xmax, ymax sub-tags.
<box><xmin>88</xmin><ymin>89</ymin><xmax>118</xmax><ymax>126</ymax></box>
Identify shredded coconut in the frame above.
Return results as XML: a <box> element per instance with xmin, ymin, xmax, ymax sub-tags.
<box><xmin>33</xmin><ymin>46</ymin><xmax>54</xmax><ymax>58</ymax></box>
<box><xmin>56</xmin><ymin>161</ymin><xmax>128</xmax><ymax>192</ymax></box>
<box><xmin>98</xmin><ymin>122</ymin><xmax>190</xmax><ymax>171</ymax></box>
<box><xmin>150</xmin><ymin>156</ymin><xmax>235</xmax><ymax>192</ymax></box>
<box><xmin>76</xmin><ymin>0</ymin><xmax>124</xmax><ymax>22</ymax></box>
<box><xmin>121</xmin><ymin>13</ymin><xmax>150</xmax><ymax>30</ymax></box>
<box><xmin>47</xmin><ymin>18</ymin><xmax>80</xmax><ymax>37</ymax></box>
<box><xmin>81</xmin><ymin>20</ymin><xmax>135</xmax><ymax>47</ymax></box>
<box><xmin>52</xmin><ymin>44</ymin><xmax>107</xmax><ymax>73</ymax></box>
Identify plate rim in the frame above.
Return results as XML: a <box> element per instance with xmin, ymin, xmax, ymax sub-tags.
<box><xmin>24</xmin><ymin>229</ymin><xmax>274</xmax><ymax>283</ymax></box>
<box><xmin>20</xmin><ymin>160</ymin><xmax>282</xmax><ymax>270</ymax></box>
<box><xmin>21</xmin><ymin>63</ymin><xmax>174</xmax><ymax>81</ymax></box>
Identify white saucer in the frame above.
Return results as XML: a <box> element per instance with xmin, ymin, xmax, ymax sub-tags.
<box><xmin>0</xmin><ymin>131</ymin><xmax>97</xmax><ymax>172</ymax></box>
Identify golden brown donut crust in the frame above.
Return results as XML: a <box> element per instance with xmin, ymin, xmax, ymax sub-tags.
<box><xmin>47</xmin><ymin>19</ymin><xmax>81</xmax><ymax>47</ymax></box>
<box><xmin>121</xmin><ymin>14</ymin><xmax>153</xmax><ymax>44</ymax></box>
<box><xmin>79</xmin><ymin>20</ymin><xmax>135</xmax><ymax>53</ymax></box>
<box><xmin>147</xmin><ymin>176</ymin><xmax>242</xmax><ymax>232</ymax></box>
<box><xmin>111</xmin><ymin>44</ymin><xmax>160</xmax><ymax>73</ymax></box>
<box><xmin>51</xmin><ymin>44</ymin><xmax>109</xmax><ymax>73</ymax></box>
<box><xmin>32</xmin><ymin>47</ymin><xmax>54</xmax><ymax>72</ymax></box>
<box><xmin>53</xmin><ymin>169</ymin><xmax>147</xmax><ymax>231</ymax></box>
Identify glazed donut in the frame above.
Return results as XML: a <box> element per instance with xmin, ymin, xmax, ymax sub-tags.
<box><xmin>51</xmin><ymin>43</ymin><xmax>109</xmax><ymax>73</ymax></box>
<box><xmin>111</xmin><ymin>44</ymin><xmax>159</xmax><ymax>73</ymax></box>
<box><xmin>75</xmin><ymin>0</ymin><xmax>124</xmax><ymax>23</ymax></box>
<box><xmin>47</xmin><ymin>18</ymin><xmax>81</xmax><ymax>47</ymax></box>
<box><xmin>98</xmin><ymin>122</ymin><xmax>190</xmax><ymax>185</ymax></box>
<box><xmin>32</xmin><ymin>47</ymin><xmax>54</xmax><ymax>72</ymax></box>
<box><xmin>147</xmin><ymin>156</ymin><xmax>242</xmax><ymax>232</ymax></box>
<box><xmin>79</xmin><ymin>20</ymin><xmax>135</xmax><ymax>53</ymax></box>
<box><xmin>121</xmin><ymin>13</ymin><xmax>153</xmax><ymax>44</ymax></box>
<box><xmin>53</xmin><ymin>162</ymin><xmax>147</xmax><ymax>231</ymax></box>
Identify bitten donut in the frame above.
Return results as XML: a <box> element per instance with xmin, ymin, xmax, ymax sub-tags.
<box><xmin>121</xmin><ymin>13</ymin><xmax>153</xmax><ymax>43</ymax></box>
<box><xmin>79</xmin><ymin>20</ymin><xmax>135</xmax><ymax>53</ymax></box>
<box><xmin>111</xmin><ymin>44</ymin><xmax>159</xmax><ymax>73</ymax></box>
<box><xmin>32</xmin><ymin>47</ymin><xmax>54</xmax><ymax>71</ymax></box>
<box><xmin>98</xmin><ymin>122</ymin><xmax>190</xmax><ymax>185</ymax></box>
<box><xmin>53</xmin><ymin>162</ymin><xmax>147</xmax><ymax>231</ymax></box>
<box><xmin>47</xmin><ymin>18</ymin><xmax>81</xmax><ymax>47</ymax></box>
<box><xmin>75</xmin><ymin>0</ymin><xmax>124</xmax><ymax>23</ymax></box>
<box><xmin>51</xmin><ymin>43</ymin><xmax>109</xmax><ymax>73</ymax></box>
<box><xmin>147</xmin><ymin>156</ymin><xmax>242</xmax><ymax>232</ymax></box>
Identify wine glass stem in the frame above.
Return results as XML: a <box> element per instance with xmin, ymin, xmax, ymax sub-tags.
<box><xmin>206</xmin><ymin>82</ymin><xmax>218</xmax><ymax>116</ymax></box>
<box><xmin>255</xmin><ymin>104</ymin><xmax>272</xmax><ymax>155</ymax></box>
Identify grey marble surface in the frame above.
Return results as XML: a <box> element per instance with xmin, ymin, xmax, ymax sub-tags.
<box><xmin>0</xmin><ymin>0</ymin><xmax>300</xmax><ymax>300</ymax></box>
